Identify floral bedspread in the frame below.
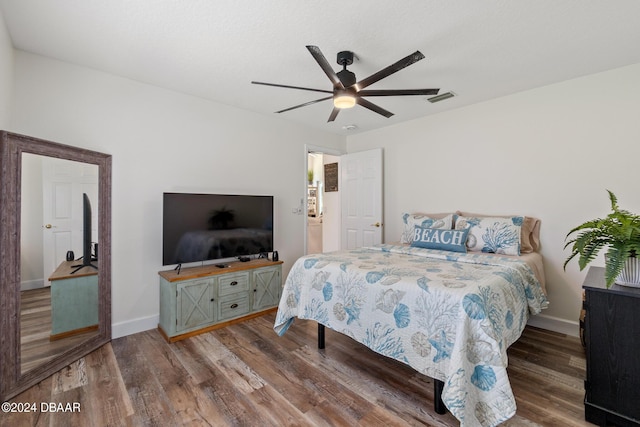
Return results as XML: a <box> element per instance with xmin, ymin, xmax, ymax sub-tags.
<box><xmin>273</xmin><ymin>244</ymin><xmax>548</xmax><ymax>426</ymax></box>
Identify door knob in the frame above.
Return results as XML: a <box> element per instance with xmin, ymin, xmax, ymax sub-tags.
<box><xmin>371</xmin><ymin>222</ymin><xmax>382</xmax><ymax>228</ymax></box>
<box><xmin>44</xmin><ymin>224</ymin><xmax>54</xmax><ymax>229</ymax></box>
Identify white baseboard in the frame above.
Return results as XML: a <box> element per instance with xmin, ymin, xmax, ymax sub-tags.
<box><xmin>527</xmin><ymin>313</ymin><xmax>580</xmax><ymax>337</ymax></box>
<box><xmin>20</xmin><ymin>278</ymin><xmax>45</xmax><ymax>291</ymax></box>
<box><xmin>111</xmin><ymin>314</ymin><xmax>159</xmax><ymax>339</ymax></box>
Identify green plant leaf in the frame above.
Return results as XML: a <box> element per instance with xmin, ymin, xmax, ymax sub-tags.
<box><xmin>564</xmin><ymin>190</ymin><xmax>640</xmax><ymax>288</ymax></box>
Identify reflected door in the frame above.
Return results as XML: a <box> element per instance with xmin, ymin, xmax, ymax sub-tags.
<box><xmin>41</xmin><ymin>156</ymin><xmax>98</xmax><ymax>282</ymax></box>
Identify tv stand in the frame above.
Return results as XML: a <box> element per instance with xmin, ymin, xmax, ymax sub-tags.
<box><xmin>48</xmin><ymin>261</ymin><xmax>98</xmax><ymax>340</ymax></box>
<box><xmin>158</xmin><ymin>258</ymin><xmax>283</xmax><ymax>343</ymax></box>
<box><xmin>70</xmin><ymin>261</ymin><xmax>97</xmax><ymax>275</ymax></box>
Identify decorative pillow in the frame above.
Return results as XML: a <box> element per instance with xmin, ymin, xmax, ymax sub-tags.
<box><xmin>410</xmin><ymin>225</ymin><xmax>470</xmax><ymax>253</ymax></box>
<box><xmin>456</xmin><ymin>211</ymin><xmax>541</xmax><ymax>253</ymax></box>
<box><xmin>455</xmin><ymin>216</ymin><xmax>523</xmax><ymax>255</ymax></box>
<box><xmin>400</xmin><ymin>212</ymin><xmax>454</xmax><ymax>244</ymax></box>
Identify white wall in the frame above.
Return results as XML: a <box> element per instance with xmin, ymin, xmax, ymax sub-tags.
<box><xmin>20</xmin><ymin>153</ymin><xmax>44</xmax><ymax>287</ymax></box>
<box><xmin>322</xmin><ymin>154</ymin><xmax>341</xmax><ymax>252</ymax></box>
<box><xmin>347</xmin><ymin>62</ymin><xmax>640</xmax><ymax>335</ymax></box>
<box><xmin>10</xmin><ymin>51</ymin><xmax>345</xmax><ymax>337</ymax></box>
<box><xmin>0</xmin><ymin>7</ymin><xmax>14</xmax><ymax>128</ymax></box>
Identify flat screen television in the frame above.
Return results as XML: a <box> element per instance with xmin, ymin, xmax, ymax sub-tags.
<box><xmin>71</xmin><ymin>192</ymin><xmax>97</xmax><ymax>274</ymax></box>
<box><xmin>162</xmin><ymin>192</ymin><xmax>274</xmax><ymax>266</ymax></box>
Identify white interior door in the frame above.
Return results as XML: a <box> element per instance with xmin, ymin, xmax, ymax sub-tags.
<box><xmin>42</xmin><ymin>157</ymin><xmax>99</xmax><ymax>281</ymax></box>
<box><xmin>341</xmin><ymin>148</ymin><xmax>383</xmax><ymax>249</ymax></box>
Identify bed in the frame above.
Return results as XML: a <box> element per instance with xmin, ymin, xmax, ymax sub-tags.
<box><xmin>273</xmin><ymin>213</ymin><xmax>548</xmax><ymax>426</ymax></box>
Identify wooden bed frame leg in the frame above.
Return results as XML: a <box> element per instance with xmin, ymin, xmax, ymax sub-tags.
<box><xmin>434</xmin><ymin>379</ymin><xmax>446</xmax><ymax>414</ymax></box>
<box><xmin>318</xmin><ymin>324</ymin><xmax>325</xmax><ymax>349</ymax></box>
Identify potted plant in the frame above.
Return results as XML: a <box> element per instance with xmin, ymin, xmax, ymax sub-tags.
<box><xmin>308</xmin><ymin>169</ymin><xmax>314</xmax><ymax>185</ymax></box>
<box><xmin>564</xmin><ymin>190</ymin><xmax>640</xmax><ymax>288</ymax></box>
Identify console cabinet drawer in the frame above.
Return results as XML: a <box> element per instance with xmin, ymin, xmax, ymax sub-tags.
<box><xmin>218</xmin><ymin>293</ymin><xmax>250</xmax><ymax>320</ymax></box>
<box><xmin>218</xmin><ymin>273</ymin><xmax>250</xmax><ymax>296</ymax></box>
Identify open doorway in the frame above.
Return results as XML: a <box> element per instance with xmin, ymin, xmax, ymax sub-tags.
<box><xmin>305</xmin><ymin>145</ymin><xmax>343</xmax><ymax>255</ymax></box>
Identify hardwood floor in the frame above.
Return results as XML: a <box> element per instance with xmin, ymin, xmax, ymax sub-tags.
<box><xmin>3</xmin><ymin>313</ymin><xmax>591</xmax><ymax>426</ymax></box>
<box><xmin>20</xmin><ymin>288</ymin><xmax>99</xmax><ymax>373</ymax></box>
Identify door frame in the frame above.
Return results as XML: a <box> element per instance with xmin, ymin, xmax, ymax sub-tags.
<box><xmin>303</xmin><ymin>144</ymin><xmax>345</xmax><ymax>255</ymax></box>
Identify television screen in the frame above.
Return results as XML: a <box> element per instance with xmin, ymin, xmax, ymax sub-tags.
<box><xmin>70</xmin><ymin>192</ymin><xmax>98</xmax><ymax>274</ymax></box>
<box><xmin>162</xmin><ymin>193</ymin><xmax>274</xmax><ymax>266</ymax></box>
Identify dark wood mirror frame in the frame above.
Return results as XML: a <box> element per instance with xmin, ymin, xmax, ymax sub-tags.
<box><xmin>0</xmin><ymin>131</ymin><xmax>111</xmax><ymax>401</ymax></box>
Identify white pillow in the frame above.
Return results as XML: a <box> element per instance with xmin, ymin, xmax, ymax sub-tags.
<box><xmin>455</xmin><ymin>215</ymin><xmax>523</xmax><ymax>255</ymax></box>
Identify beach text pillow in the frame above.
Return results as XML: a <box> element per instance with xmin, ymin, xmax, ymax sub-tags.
<box><xmin>410</xmin><ymin>225</ymin><xmax>469</xmax><ymax>253</ymax></box>
<box><xmin>400</xmin><ymin>212</ymin><xmax>454</xmax><ymax>244</ymax></box>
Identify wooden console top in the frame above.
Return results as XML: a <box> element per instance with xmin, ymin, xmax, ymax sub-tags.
<box><xmin>49</xmin><ymin>260</ymin><xmax>99</xmax><ymax>281</ymax></box>
<box><xmin>158</xmin><ymin>258</ymin><xmax>283</xmax><ymax>282</ymax></box>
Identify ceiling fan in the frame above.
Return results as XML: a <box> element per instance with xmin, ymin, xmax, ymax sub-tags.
<box><xmin>252</xmin><ymin>45</ymin><xmax>440</xmax><ymax>122</ymax></box>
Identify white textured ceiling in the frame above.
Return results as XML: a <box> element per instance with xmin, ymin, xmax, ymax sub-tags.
<box><xmin>2</xmin><ymin>1</ymin><xmax>640</xmax><ymax>135</ymax></box>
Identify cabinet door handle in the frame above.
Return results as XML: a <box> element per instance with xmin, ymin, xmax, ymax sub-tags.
<box><xmin>230</xmin><ymin>281</ymin><xmax>238</xmax><ymax>286</ymax></box>
<box><xmin>210</xmin><ymin>298</ymin><xmax>215</xmax><ymax>302</ymax></box>
<box><xmin>230</xmin><ymin>303</ymin><xmax>239</xmax><ymax>309</ymax></box>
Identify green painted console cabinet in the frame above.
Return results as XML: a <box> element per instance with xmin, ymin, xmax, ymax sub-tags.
<box><xmin>48</xmin><ymin>261</ymin><xmax>99</xmax><ymax>340</ymax></box>
<box><xmin>158</xmin><ymin>258</ymin><xmax>282</xmax><ymax>342</ymax></box>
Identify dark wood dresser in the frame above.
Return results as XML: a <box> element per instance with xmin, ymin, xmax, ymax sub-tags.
<box><xmin>582</xmin><ymin>266</ymin><xmax>640</xmax><ymax>426</ymax></box>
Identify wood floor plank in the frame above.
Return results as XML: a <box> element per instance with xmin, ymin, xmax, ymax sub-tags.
<box><xmin>110</xmin><ymin>334</ymin><xmax>181</xmax><ymax>426</ymax></box>
<box><xmin>221</xmin><ymin>320</ymin><xmax>394</xmax><ymax>425</ymax></box>
<box><xmin>51</xmin><ymin>358</ymin><xmax>88</xmax><ymax>394</ymax></box>
<box><xmin>3</xmin><ymin>312</ymin><xmax>590</xmax><ymax>427</ymax></box>
<box><xmin>1</xmin><ymin>378</ymin><xmax>53</xmax><ymax>427</ymax></box>
<box><xmin>288</xmin><ymin>327</ymin><xmax>459</xmax><ymax>427</ymax></box>
<box><xmin>143</xmin><ymin>330</ymin><xmax>233</xmax><ymax>426</ymax></box>
<box><xmin>245</xmin><ymin>384</ymin><xmax>309</xmax><ymax>426</ymax></box>
<box><xmin>212</xmin><ymin>324</ymin><xmax>331</xmax><ymax>414</ymax></box>
<box><xmin>82</xmin><ymin>343</ymin><xmax>135</xmax><ymax>426</ymax></box>
<box><xmin>198</xmin><ymin>333</ymin><xmax>267</xmax><ymax>394</ymax></box>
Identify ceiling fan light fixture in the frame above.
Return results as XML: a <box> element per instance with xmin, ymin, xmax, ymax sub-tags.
<box><xmin>334</xmin><ymin>92</ymin><xmax>356</xmax><ymax>109</ymax></box>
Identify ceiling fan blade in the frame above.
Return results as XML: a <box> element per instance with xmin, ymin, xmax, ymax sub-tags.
<box><xmin>275</xmin><ymin>96</ymin><xmax>333</xmax><ymax>114</ymax></box>
<box><xmin>252</xmin><ymin>81</ymin><xmax>333</xmax><ymax>94</ymax></box>
<box><xmin>306</xmin><ymin>45</ymin><xmax>344</xmax><ymax>89</ymax></box>
<box><xmin>358</xmin><ymin>88</ymin><xmax>439</xmax><ymax>97</ymax></box>
<box><xmin>356</xmin><ymin>97</ymin><xmax>394</xmax><ymax>118</ymax></box>
<box><xmin>356</xmin><ymin>51</ymin><xmax>425</xmax><ymax>90</ymax></box>
<box><xmin>327</xmin><ymin>107</ymin><xmax>340</xmax><ymax>122</ymax></box>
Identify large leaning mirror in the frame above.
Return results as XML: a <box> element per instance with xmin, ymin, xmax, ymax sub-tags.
<box><xmin>0</xmin><ymin>131</ymin><xmax>111</xmax><ymax>401</ymax></box>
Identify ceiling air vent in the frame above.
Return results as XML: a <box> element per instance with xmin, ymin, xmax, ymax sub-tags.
<box><xmin>427</xmin><ymin>91</ymin><xmax>456</xmax><ymax>103</ymax></box>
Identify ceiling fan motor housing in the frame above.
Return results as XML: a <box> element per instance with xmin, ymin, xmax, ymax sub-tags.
<box><xmin>336</xmin><ymin>51</ymin><xmax>356</xmax><ymax>87</ymax></box>
<box><xmin>336</xmin><ymin>50</ymin><xmax>354</xmax><ymax>66</ymax></box>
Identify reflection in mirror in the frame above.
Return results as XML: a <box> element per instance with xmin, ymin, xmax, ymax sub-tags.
<box><xmin>20</xmin><ymin>154</ymin><xmax>99</xmax><ymax>374</ymax></box>
<box><xmin>0</xmin><ymin>131</ymin><xmax>111</xmax><ymax>402</ymax></box>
